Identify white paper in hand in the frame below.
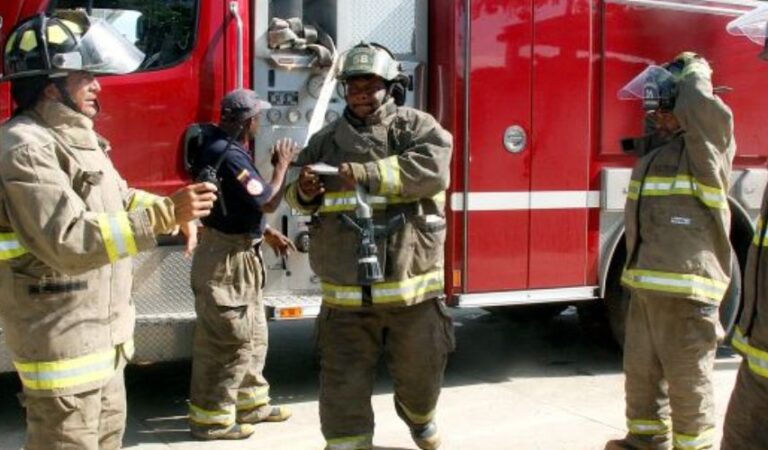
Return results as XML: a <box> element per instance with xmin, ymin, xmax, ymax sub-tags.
<box><xmin>307</xmin><ymin>162</ymin><xmax>339</xmax><ymax>175</ymax></box>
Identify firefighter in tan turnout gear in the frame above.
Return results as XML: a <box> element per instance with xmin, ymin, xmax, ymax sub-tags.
<box><xmin>721</xmin><ymin>6</ymin><xmax>768</xmax><ymax>449</ymax></box>
<box><xmin>285</xmin><ymin>42</ymin><xmax>454</xmax><ymax>450</ymax></box>
<box><xmin>0</xmin><ymin>12</ymin><xmax>217</xmax><ymax>450</ymax></box>
<box><xmin>187</xmin><ymin>89</ymin><xmax>295</xmax><ymax>440</ymax></box>
<box><xmin>605</xmin><ymin>53</ymin><xmax>735</xmax><ymax>450</ymax></box>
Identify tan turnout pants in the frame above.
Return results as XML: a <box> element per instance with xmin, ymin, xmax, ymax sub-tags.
<box><xmin>24</xmin><ymin>355</ymin><xmax>128</xmax><ymax>450</ymax></box>
<box><xmin>721</xmin><ymin>362</ymin><xmax>768</xmax><ymax>449</ymax></box>
<box><xmin>622</xmin><ymin>290</ymin><xmax>719</xmax><ymax>450</ymax></box>
<box><xmin>188</xmin><ymin>229</ymin><xmax>270</xmax><ymax>429</ymax></box>
<box><xmin>316</xmin><ymin>298</ymin><xmax>455</xmax><ymax>450</ymax></box>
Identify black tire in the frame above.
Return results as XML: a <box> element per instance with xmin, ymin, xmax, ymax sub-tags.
<box><xmin>604</xmin><ymin>257</ymin><xmax>630</xmax><ymax>348</ymax></box>
<box><xmin>719</xmin><ymin>253</ymin><xmax>742</xmax><ymax>342</ymax></box>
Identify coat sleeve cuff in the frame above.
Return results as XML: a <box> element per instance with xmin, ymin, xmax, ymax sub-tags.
<box><xmin>286</xmin><ymin>182</ymin><xmax>319</xmax><ymax>214</ymax></box>
<box><xmin>368</xmin><ymin>156</ymin><xmax>401</xmax><ymax>196</ymax></box>
<box><xmin>127</xmin><ymin>208</ymin><xmax>158</xmax><ymax>253</ymax></box>
<box><xmin>144</xmin><ymin>197</ymin><xmax>176</xmax><ymax>236</ymax></box>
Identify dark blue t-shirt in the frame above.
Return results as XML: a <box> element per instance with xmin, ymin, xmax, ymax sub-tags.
<box><xmin>194</xmin><ymin>127</ymin><xmax>273</xmax><ymax>236</ymax></box>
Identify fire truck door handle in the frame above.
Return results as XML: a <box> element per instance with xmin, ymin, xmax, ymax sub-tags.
<box><xmin>503</xmin><ymin>125</ymin><xmax>527</xmax><ymax>154</ymax></box>
<box><xmin>229</xmin><ymin>1</ymin><xmax>244</xmax><ymax>89</ymax></box>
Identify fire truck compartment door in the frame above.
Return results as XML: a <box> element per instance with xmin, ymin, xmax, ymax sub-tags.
<box><xmin>464</xmin><ymin>2</ymin><xmax>534</xmax><ymax>293</ymax></box>
<box><xmin>463</xmin><ymin>0</ymin><xmax>595</xmax><ymax>294</ymax></box>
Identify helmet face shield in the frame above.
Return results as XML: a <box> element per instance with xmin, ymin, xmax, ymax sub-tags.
<box><xmin>727</xmin><ymin>4</ymin><xmax>768</xmax><ymax>59</ymax></box>
<box><xmin>618</xmin><ymin>65</ymin><xmax>677</xmax><ymax>111</ymax></box>
<box><xmin>60</xmin><ymin>19</ymin><xmax>145</xmax><ymax>75</ymax></box>
<box><xmin>2</xmin><ymin>12</ymin><xmax>144</xmax><ymax>81</ymax></box>
<box><xmin>727</xmin><ymin>4</ymin><xmax>768</xmax><ymax>45</ymax></box>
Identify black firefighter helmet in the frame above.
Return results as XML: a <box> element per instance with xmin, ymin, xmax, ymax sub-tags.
<box><xmin>2</xmin><ymin>10</ymin><xmax>144</xmax><ymax>81</ymax></box>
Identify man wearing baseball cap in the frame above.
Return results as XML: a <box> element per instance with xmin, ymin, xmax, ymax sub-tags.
<box><xmin>187</xmin><ymin>88</ymin><xmax>297</xmax><ymax>440</ymax></box>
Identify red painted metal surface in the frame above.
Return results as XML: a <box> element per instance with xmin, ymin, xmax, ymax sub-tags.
<box><xmin>3</xmin><ymin>0</ymin><xmax>767</xmax><ymax>302</ymax></box>
<box><xmin>0</xmin><ymin>1</ymin><xmax>250</xmax><ymax>195</ymax></box>
<box><xmin>96</xmin><ymin>1</ymin><xmax>243</xmax><ymax>195</ymax></box>
<box><xmin>429</xmin><ymin>0</ymin><xmax>462</xmax><ymax>298</ymax></box>
<box><xmin>465</xmin><ymin>0</ymin><xmax>534</xmax><ymax>292</ymax></box>
<box><xmin>599</xmin><ymin>1</ymin><xmax>768</xmax><ymax>163</ymax></box>
<box><xmin>528</xmin><ymin>0</ymin><xmax>594</xmax><ymax>287</ymax></box>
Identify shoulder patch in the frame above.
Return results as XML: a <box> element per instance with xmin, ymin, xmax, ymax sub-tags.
<box><xmin>246</xmin><ymin>178</ymin><xmax>264</xmax><ymax>196</ymax></box>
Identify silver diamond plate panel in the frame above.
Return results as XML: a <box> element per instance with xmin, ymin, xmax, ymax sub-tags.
<box><xmin>132</xmin><ymin>246</ymin><xmax>195</xmax><ymax>315</ymax></box>
<box><xmin>133</xmin><ymin>319</ymin><xmax>196</xmax><ymax>363</ymax></box>
<box><xmin>336</xmin><ymin>0</ymin><xmax>422</xmax><ymax>55</ymax></box>
<box><xmin>0</xmin><ymin>246</ymin><xmax>324</xmax><ymax>373</ymax></box>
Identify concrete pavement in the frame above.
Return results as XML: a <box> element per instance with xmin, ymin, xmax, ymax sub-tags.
<box><xmin>0</xmin><ymin>307</ymin><xmax>741</xmax><ymax>449</ymax></box>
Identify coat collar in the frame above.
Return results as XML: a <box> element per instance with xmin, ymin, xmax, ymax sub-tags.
<box><xmin>343</xmin><ymin>98</ymin><xmax>397</xmax><ymax>128</ymax></box>
<box><xmin>31</xmin><ymin>100</ymin><xmax>100</xmax><ymax>150</ymax></box>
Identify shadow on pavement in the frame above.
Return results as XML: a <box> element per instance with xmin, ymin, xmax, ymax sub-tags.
<box><xmin>0</xmin><ymin>306</ymin><xmax>742</xmax><ymax>448</ymax></box>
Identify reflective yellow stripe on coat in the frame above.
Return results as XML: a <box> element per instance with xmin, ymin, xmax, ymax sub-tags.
<box><xmin>14</xmin><ymin>340</ymin><xmax>131</xmax><ymax>391</ymax></box>
<box><xmin>0</xmin><ymin>232</ymin><xmax>28</xmax><ymax>260</ymax></box>
<box><xmin>318</xmin><ymin>191</ymin><xmax>446</xmax><ymax>214</ymax></box>
<box><xmin>127</xmin><ymin>190</ymin><xmax>162</xmax><ymax>211</ymax></box>
<box><xmin>376</xmin><ymin>156</ymin><xmax>402</xmax><ymax>195</ymax></box>
<box><xmin>322</xmin><ymin>270</ymin><xmax>444</xmax><ymax>307</ymax></box>
<box><xmin>732</xmin><ymin>327</ymin><xmax>768</xmax><ymax>378</ymax></box>
<box><xmin>97</xmin><ymin>212</ymin><xmax>138</xmax><ymax>263</ymax></box>
<box><xmin>626</xmin><ymin>175</ymin><xmax>727</xmax><ymax>209</ymax></box>
<box><xmin>621</xmin><ymin>269</ymin><xmax>728</xmax><ymax>302</ymax></box>
<box><xmin>752</xmin><ymin>216</ymin><xmax>768</xmax><ymax>247</ymax></box>
<box><xmin>325</xmin><ymin>434</ymin><xmax>374</xmax><ymax>450</ymax></box>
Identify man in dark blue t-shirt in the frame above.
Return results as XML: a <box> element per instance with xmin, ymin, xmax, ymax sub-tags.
<box><xmin>188</xmin><ymin>89</ymin><xmax>296</xmax><ymax>441</ymax></box>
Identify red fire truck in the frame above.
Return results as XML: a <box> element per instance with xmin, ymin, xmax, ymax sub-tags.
<box><xmin>0</xmin><ymin>0</ymin><xmax>766</xmax><ymax>372</ymax></box>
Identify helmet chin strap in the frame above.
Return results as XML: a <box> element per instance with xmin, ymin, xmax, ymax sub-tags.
<box><xmin>53</xmin><ymin>77</ymin><xmax>99</xmax><ymax>117</ymax></box>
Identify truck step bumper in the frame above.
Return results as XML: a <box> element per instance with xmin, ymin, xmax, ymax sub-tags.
<box><xmin>453</xmin><ymin>286</ymin><xmax>598</xmax><ymax>308</ymax></box>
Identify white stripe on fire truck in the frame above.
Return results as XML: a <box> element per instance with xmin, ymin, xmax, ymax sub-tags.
<box><xmin>450</xmin><ymin>191</ymin><xmax>600</xmax><ymax>212</ymax></box>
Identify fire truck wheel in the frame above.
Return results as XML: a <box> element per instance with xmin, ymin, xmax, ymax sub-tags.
<box><xmin>718</xmin><ymin>252</ymin><xmax>742</xmax><ymax>344</ymax></box>
<box><xmin>605</xmin><ymin>286</ymin><xmax>630</xmax><ymax>349</ymax></box>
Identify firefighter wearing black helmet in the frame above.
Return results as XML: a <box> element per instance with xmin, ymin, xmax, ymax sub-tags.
<box><xmin>285</xmin><ymin>42</ymin><xmax>454</xmax><ymax>450</ymax></box>
<box><xmin>605</xmin><ymin>52</ymin><xmax>735</xmax><ymax>450</ymax></box>
<box><xmin>721</xmin><ymin>6</ymin><xmax>768</xmax><ymax>450</ymax></box>
<box><xmin>0</xmin><ymin>11</ymin><xmax>216</xmax><ymax>449</ymax></box>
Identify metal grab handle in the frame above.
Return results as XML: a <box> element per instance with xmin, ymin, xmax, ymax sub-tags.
<box><xmin>229</xmin><ymin>1</ymin><xmax>244</xmax><ymax>89</ymax></box>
